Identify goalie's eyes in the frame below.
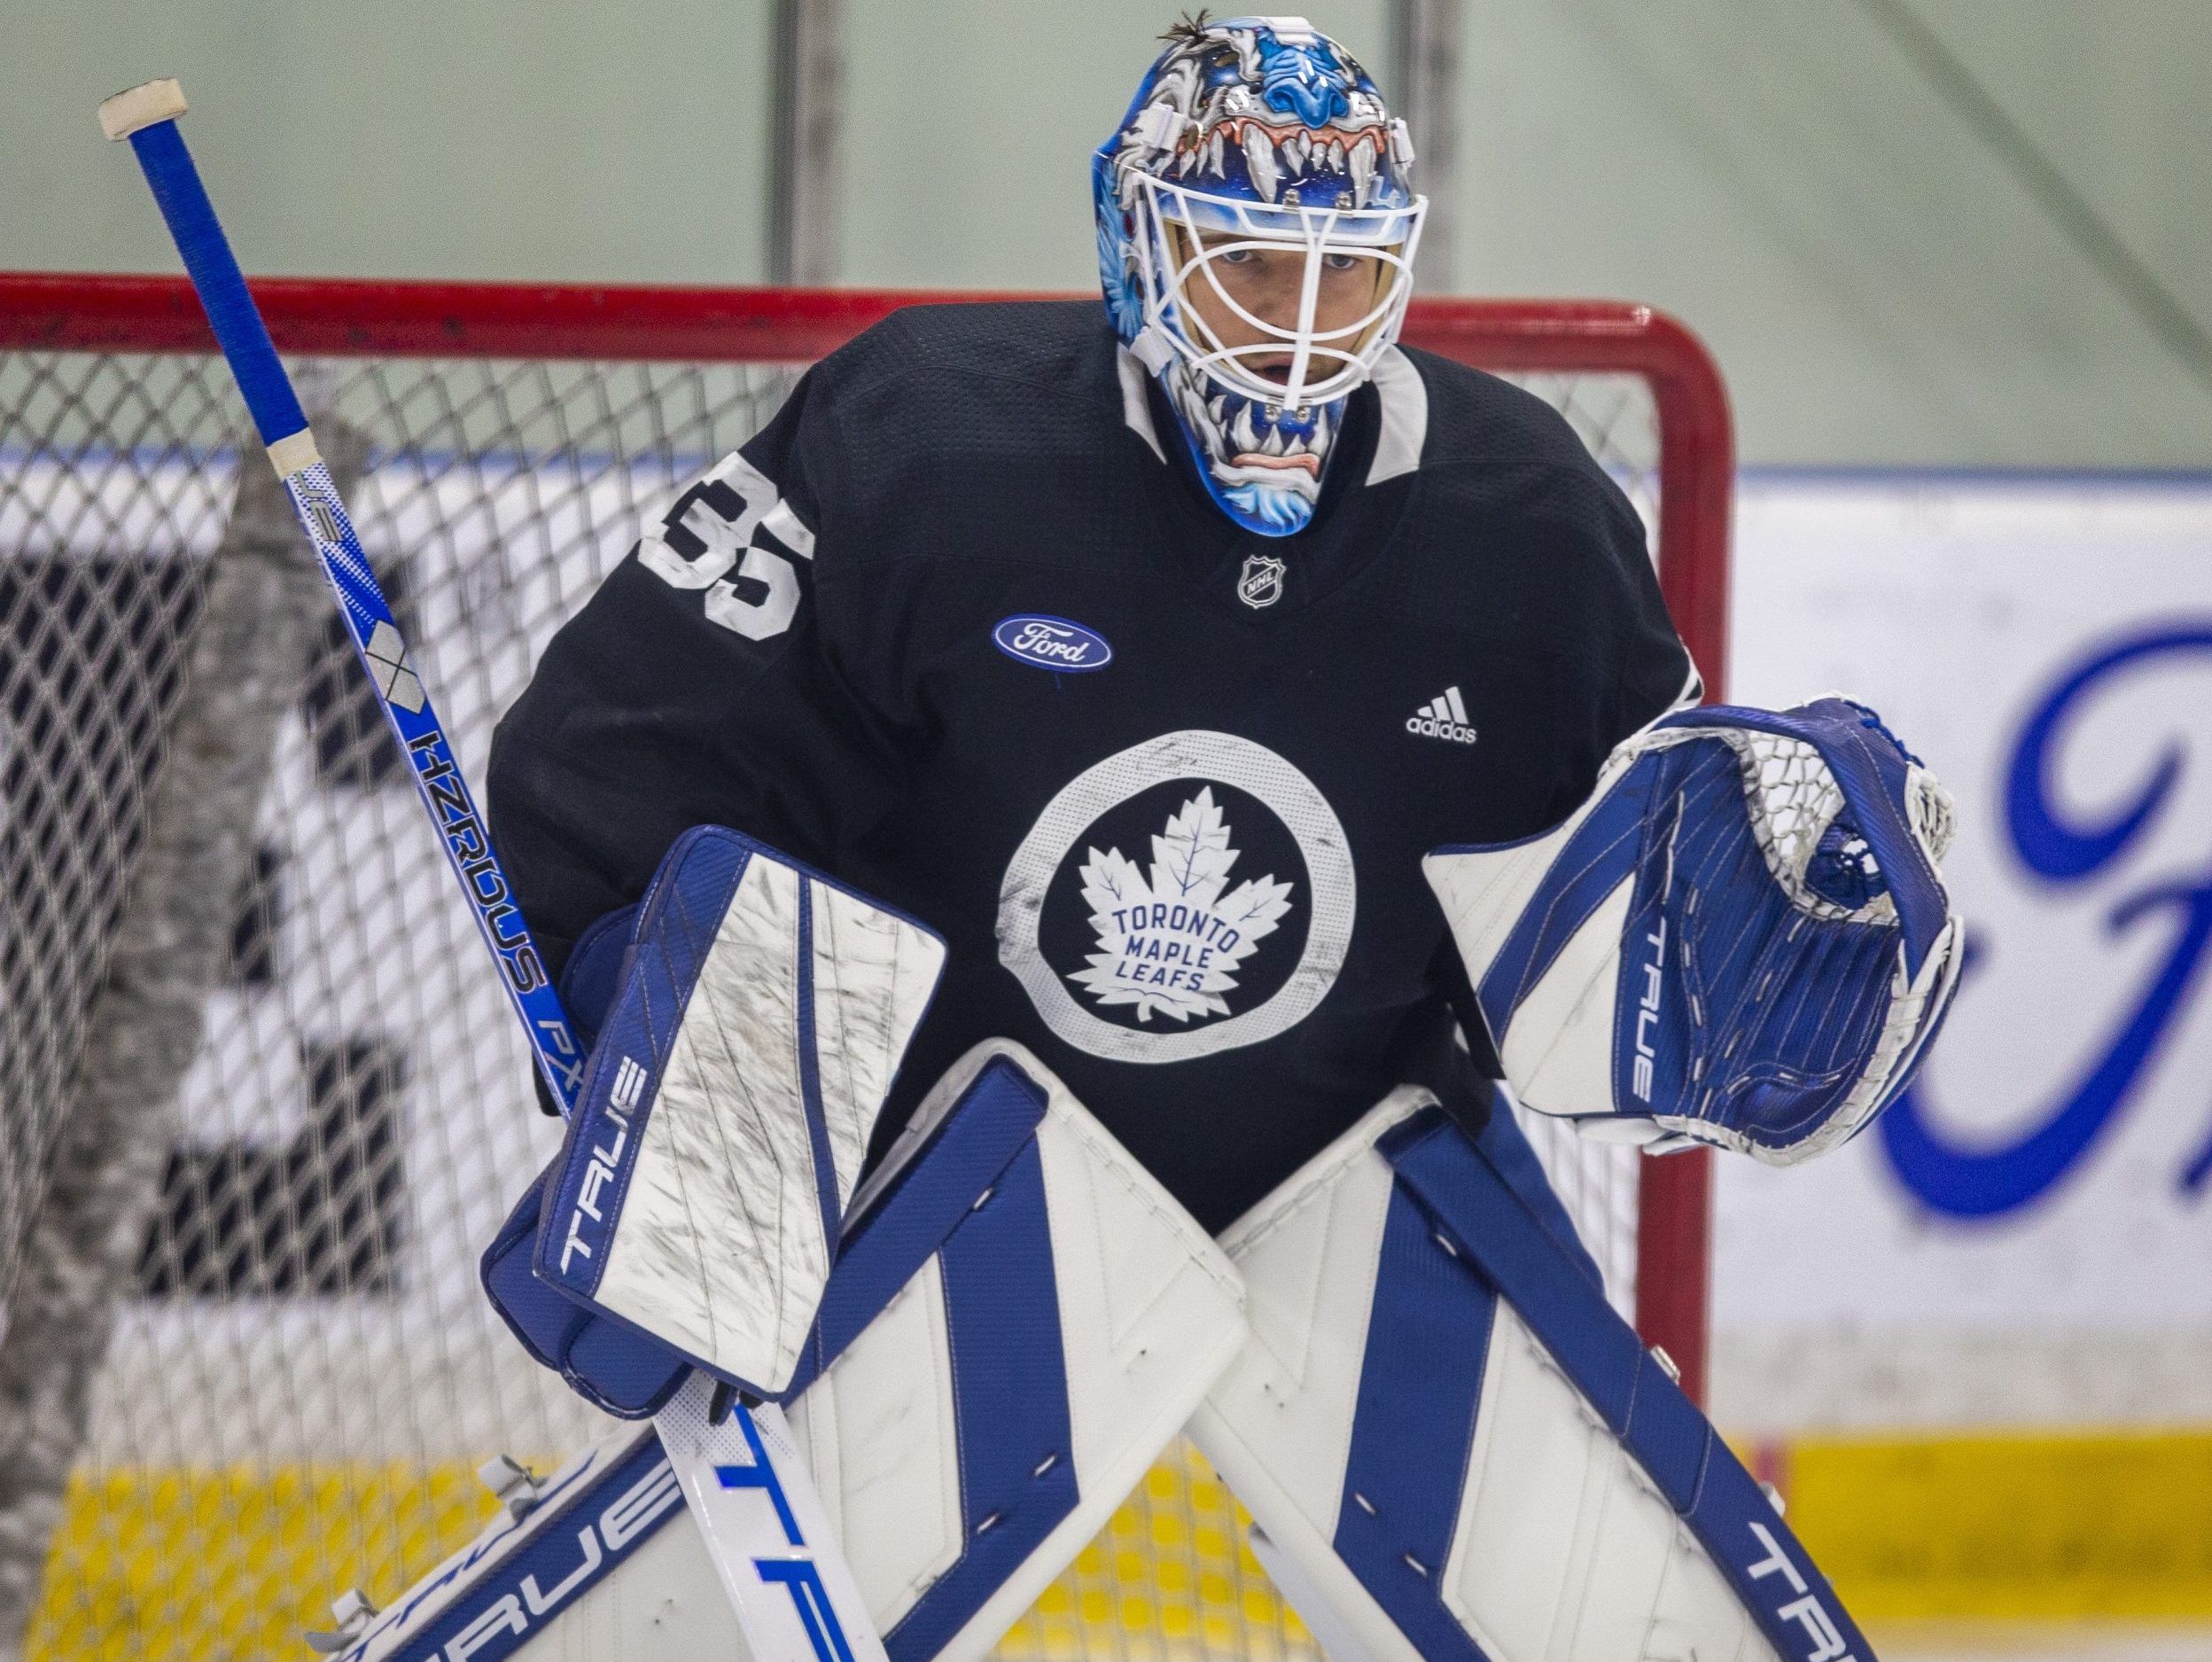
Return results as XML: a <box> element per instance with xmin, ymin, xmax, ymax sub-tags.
<box><xmin>1216</xmin><ymin>249</ymin><xmax>1362</xmax><ymax>271</ymax></box>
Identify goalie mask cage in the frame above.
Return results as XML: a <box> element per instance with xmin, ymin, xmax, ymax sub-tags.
<box><xmin>0</xmin><ymin>275</ymin><xmax>1730</xmax><ymax>1662</ymax></box>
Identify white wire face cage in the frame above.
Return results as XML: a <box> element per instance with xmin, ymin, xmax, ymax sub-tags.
<box><xmin>1131</xmin><ymin>171</ymin><xmax>1426</xmax><ymax>410</ymax></box>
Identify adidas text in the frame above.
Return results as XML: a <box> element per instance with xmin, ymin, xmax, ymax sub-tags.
<box><xmin>1407</xmin><ymin>686</ymin><xmax>1478</xmax><ymax>745</ymax></box>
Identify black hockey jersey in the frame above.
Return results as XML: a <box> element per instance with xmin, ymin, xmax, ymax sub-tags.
<box><xmin>487</xmin><ymin>300</ymin><xmax>1692</xmax><ymax>1232</ymax></box>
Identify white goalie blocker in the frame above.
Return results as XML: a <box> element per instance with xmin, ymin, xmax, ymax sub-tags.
<box><xmin>1191</xmin><ymin>1093</ymin><xmax>1875</xmax><ymax>1662</ymax></box>
<box><xmin>529</xmin><ymin>823</ymin><xmax>948</xmax><ymax>1397</ymax></box>
<box><xmin>1425</xmin><ymin>696</ymin><xmax>1964</xmax><ymax>1164</ymax></box>
<box><xmin>329</xmin><ymin>1041</ymin><xmax>1247</xmax><ymax>1662</ymax></box>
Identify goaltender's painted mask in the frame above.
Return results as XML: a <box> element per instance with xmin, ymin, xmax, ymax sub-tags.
<box><xmin>1094</xmin><ymin>15</ymin><xmax>1426</xmax><ymax>535</ymax></box>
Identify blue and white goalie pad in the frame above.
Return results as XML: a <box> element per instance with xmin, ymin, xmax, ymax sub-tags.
<box><xmin>781</xmin><ymin>1040</ymin><xmax>1247</xmax><ymax>1662</ymax></box>
<box><xmin>338</xmin><ymin>1042</ymin><xmax>1245</xmax><ymax>1662</ymax></box>
<box><xmin>1425</xmin><ymin>696</ymin><xmax>1963</xmax><ymax>1163</ymax></box>
<box><xmin>534</xmin><ymin>825</ymin><xmax>946</xmax><ymax>1396</ymax></box>
<box><xmin>1191</xmin><ymin>1095</ymin><xmax>1873</xmax><ymax>1662</ymax></box>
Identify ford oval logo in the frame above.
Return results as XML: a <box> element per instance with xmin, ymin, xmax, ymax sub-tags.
<box><xmin>993</xmin><ymin>614</ymin><xmax>1113</xmax><ymax>673</ymax></box>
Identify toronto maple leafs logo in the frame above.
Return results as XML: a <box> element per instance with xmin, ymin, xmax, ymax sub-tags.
<box><xmin>1000</xmin><ymin>730</ymin><xmax>1358</xmax><ymax>1065</ymax></box>
<box><xmin>1068</xmin><ymin>789</ymin><xmax>1295</xmax><ymax>1023</ymax></box>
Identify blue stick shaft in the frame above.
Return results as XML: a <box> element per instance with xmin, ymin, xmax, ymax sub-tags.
<box><xmin>119</xmin><ymin>113</ymin><xmax>587</xmax><ymax>1114</ymax></box>
<box><xmin>109</xmin><ymin>99</ymin><xmax>886</xmax><ymax>1662</ymax></box>
<box><xmin>125</xmin><ymin>121</ymin><xmax>308</xmax><ymax>448</ymax></box>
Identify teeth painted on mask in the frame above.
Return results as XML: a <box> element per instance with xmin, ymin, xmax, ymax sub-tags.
<box><xmin>1177</xmin><ymin>146</ymin><xmax>1197</xmax><ymax>176</ymax></box>
<box><xmin>1314</xmin><ymin>406</ymin><xmax>1332</xmax><ymax>450</ymax></box>
<box><xmin>1328</xmin><ymin>138</ymin><xmax>1348</xmax><ymax>174</ymax></box>
<box><xmin>1350</xmin><ymin>140</ymin><xmax>1375</xmax><ymax>207</ymax></box>
<box><xmin>1209</xmin><ymin>129</ymin><xmax>1227</xmax><ymax>177</ymax></box>
<box><xmin>1208</xmin><ymin>394</ymin><xmax>1227</xmax><ymax>425</ymax></box>
<box><xmin>1243</xmin><ymin>124</ymin><xmax>1281</xmax><ymax>202</ymax></box>
<box><xmin>1232</xmin><ymin>403</ymin><xmax>1260</xmax><ymax>452</ymax></box>
<box><xmin>1260</xmin><ymin>424</ymin><xmax>1288</xmax><ymax>456</ymax></box>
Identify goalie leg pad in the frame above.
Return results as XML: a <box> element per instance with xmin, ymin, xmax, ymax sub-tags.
<box><xmin>532</xmin><ymin>824</ymin><xmax>946</xmax><ymax>1397</ymax></box>
<box><xmin>788</xmin><ymin>1040</ymin><xmax>1247</xmax><ymax>1662</ymax></box>
<box><xmin>322</xmin><ymin>1424</ymin><xmax>718</xmax><ymax>1662</ymax></box>
<box><xmin>407</xmin><ymin>1042</ymin><xmax>1244</xmax><ymax>1662</ymax></box>
<box><xmin>1192</xmin><ymin>1096</ymin><xmax>1870</xmax><ymax>1662</ymax></box>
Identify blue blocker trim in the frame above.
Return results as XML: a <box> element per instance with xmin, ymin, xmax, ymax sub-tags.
<box><xmin>557</xmin><ymin>903</ymin><xmax>639</xmax><ymax>1049</ymax></box>
<box><xmin>125</xmin><ymin>121</ymin><xmax>308</xmax><ymax>447</ymax></box>
<box><xmin>884</xmin><ymin>1136</ymin><xmax>1079</xmax><ymax>1662</ymax></box>
<box><xmin>536</xmin><ymin>829</ymin><xmax>752</xmax><ymax>1305</ymax></box>
<box><xmin>482</xmin><ymin>1167</ymin><xmax>572</xmax><ymax>1371</ymax></box>
<box><xmin>1377</xmin><ymin>1110</ymin><xmax>1875</xmax><ymax>1662</ymax></box>
<box><xmin>481</xmin><ymin>1160</ymin><xmax>689</xmax><ymax>1419</ymax></box>
<box><xmin>1332</xmin><ymin>1184</ymin><xmax>1496</xmax><ymax>1662</ymax></box>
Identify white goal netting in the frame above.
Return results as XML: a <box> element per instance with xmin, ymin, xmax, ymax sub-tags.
<box><xmin>0</xmin><ymin>309</ymin><xmax>1690</xmax><ymax>1662</ymax></box>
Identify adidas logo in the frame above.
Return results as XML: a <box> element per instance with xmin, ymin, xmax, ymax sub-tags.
<box><xmin>1406</xmin><ymin>686</ymin><xmax>1478</xmax><ymax>745</ymax></box>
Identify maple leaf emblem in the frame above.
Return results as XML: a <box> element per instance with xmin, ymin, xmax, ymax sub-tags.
<box><xmin>1067</xmin><ymin>788</ymin><xmax>1296</xmax><ymax>1023</ymax></box>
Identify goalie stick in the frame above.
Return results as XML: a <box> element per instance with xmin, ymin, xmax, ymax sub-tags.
<box><xmin>98</xmin><ymin>78</ymin><xmax>885</xmax><ymax>1662</ymax></box>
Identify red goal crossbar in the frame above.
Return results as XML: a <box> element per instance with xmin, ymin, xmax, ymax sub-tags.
<box><xmin>0</xmin><ymin>272</ymin><xmax>1730</xmax><ymax>1402</ymax></box>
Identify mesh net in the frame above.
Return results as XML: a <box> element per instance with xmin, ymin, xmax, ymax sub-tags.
<box><xmin>1650</xmin><ymin>722</ymin><xmax>1954</xmax><ymax>927</ymax></box>
<box><xmin>0</xmin><ymin>330</ymin><xmax>1671</xmax><ymax>1661</ymax></box>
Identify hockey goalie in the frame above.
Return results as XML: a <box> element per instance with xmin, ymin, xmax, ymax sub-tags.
<box><xmin>318</xmin><ymin>16</ymin><xmax>1960</xmax><ymax>1662</ymax></box>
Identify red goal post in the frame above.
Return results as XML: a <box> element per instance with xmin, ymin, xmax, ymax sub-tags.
<box><xmin>0</xmin><ymin>270</ymin><xmax>1726</xmax><ymax>1385</ymax></box>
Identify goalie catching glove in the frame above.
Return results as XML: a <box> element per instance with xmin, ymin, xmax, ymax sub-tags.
<box><xmin>1426</xmin><ymin>696</ymin><xmax>1963</xmax><ymax>1163</ymax></box>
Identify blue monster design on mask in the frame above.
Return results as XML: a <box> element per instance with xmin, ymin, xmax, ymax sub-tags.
<box><xmin>1094</xmin><ymin>15</ymin><xmax>1425</xmax><ymax>537</ymax></box>
<box><xmin>1256</xmin><ymin>27</ymin><xmax>1354</xmax><ymax>126</ymax></box>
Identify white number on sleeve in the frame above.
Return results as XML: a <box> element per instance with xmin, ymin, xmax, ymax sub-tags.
<box><xmin>639</xmin><ymin>453</ymin><xmax>815</xmax><ymax>640</ymax></box>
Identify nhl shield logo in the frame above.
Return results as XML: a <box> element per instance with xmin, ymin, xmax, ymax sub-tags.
<box><xmin>1236</xmin><ymin>554</ymin><xmax>1287</xmax><ymax>609</ymax></box>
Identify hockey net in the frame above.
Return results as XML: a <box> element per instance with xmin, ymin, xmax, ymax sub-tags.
<box><xmin>0</xmin><ymin>276</ymin><xmax>1731</xmax><ymax>1662</ymax></box>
